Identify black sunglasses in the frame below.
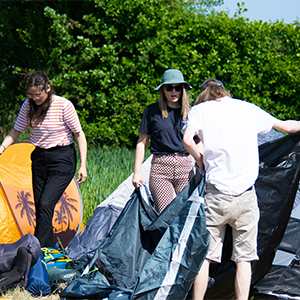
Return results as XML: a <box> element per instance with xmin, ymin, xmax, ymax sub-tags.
<box><xmin>165</xmin><ymin>84</ymin><xmax>183</xmax><ymax>92</ymax></box>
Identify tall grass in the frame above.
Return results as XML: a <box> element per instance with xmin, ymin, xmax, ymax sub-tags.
<box><xmin>77</xmin><ymin>146</ymin><xmax>151</xmax><ymax>225</ymax></box>
<box><xmin>1</xmin><ymin>146</ymin><xmax>150</xmax><ymax>300</ymax></box>
<box><xmin>8</xmin><ymin>132</ymin><xmax>146</xmax><ymax>225</ymax></box>
<box><xmin>7</xmin><ymin>131</ymin><xmax>149</xmax><ymax>225</ymax></box>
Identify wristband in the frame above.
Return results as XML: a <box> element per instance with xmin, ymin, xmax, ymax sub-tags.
<box><xmin>1</xmin><ymin>144</ymin><xmax>6</xmax><ymax>151</ymax></box>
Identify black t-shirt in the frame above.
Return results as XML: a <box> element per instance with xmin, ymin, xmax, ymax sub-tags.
<box><xmin>138</xmin><ymin>102</ymin><xmax>188</xmax><ymax>154</ymax></box>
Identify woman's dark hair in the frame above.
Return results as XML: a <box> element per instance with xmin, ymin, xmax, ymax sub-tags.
<box><xmin>26</xmin><ymin>71</ymin><xmax>53</xmax><ymax>127</ymax></box>
<box><xmin>195</xmin><ymin>80</ymin><xmax>231</xmax><ymax>105</ymax></box>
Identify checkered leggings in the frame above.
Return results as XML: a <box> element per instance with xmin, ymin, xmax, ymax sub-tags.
<box><xmin>149</xmin><ymin>153</ymin><xmax>194</xmax><ymax>213</ymax></box>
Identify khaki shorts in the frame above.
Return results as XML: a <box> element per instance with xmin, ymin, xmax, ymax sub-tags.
<box><xmin>204</xmin><ymin>184</ymin><xmax>259</xmax><ymax>263</ymax></box>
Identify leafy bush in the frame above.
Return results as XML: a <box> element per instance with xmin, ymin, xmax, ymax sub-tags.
<box><xmin>1</xmin><ymin>0</ymin><xmax>300</xmax><ymax>147</ymax></box>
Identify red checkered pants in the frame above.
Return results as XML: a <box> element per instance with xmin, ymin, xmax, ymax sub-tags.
<box><xmin>149</xmin><ymin>153</ymin><xmax>194</xmax><ymax>213</ymax></box>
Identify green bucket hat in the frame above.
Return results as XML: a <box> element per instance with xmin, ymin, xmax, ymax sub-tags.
<box><xmin>154</xmin><ymin>69</ymin><xmax>192</xmax><ymax>92</ymax></box>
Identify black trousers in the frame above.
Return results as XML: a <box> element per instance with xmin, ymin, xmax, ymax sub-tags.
<box><xmin>31</xmin><ymin>144</ymin><xmax>77</xmax><ymax>247</ymax></box>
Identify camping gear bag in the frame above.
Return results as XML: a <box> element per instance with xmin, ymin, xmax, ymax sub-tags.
<box><xmin>42</xmin><ymin>247</ymin><xmax>72</xmax><ymax>269</ymax></box>
<box><xmin>0</xmin><ymin>246</ymin><xmax>31</xmax><ymax>291</ymax></box>
<box><xmin>47</xmin><ymin>267</ymin><xmax>81</xmax><ymax>293</ymax></box>
<box><xmin>27</xmin><ymin>250</ymin><xmax>51</xmax><ymax>297</ymax></box>
<box><xmin>0</xmin><ymin>234</ymin><xmax>41</xmax><ymax>291</ymax></box>
<box><xmin>0</xmin><ymin>233</ymin><xmax>40</xmax><ymax>274</ymax></box>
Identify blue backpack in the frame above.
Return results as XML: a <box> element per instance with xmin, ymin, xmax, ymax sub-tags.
<box><xmin>41</xmin><ymin>247</ymin><xmax>72</xmax><ymax>269</ymax></box>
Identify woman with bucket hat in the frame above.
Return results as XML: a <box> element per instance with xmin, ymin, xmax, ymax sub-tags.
<box><xmin>132</xmin><ymin>69</ymin><xmax>198</xmax><ymax>213</ymax></box>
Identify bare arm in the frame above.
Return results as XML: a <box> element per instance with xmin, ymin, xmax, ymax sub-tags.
<box><xmin>183</xmin><ymin>125</ymin><xmax>205</xmax><ymax>173</ymax></box>
<box><xmin>132</xmin><ymin>133</ymin><xmax>150</xmax><ymax>189</ymax></box>
<box><xmin>196</xmin><ymin>140</ymin><xmax>204</xmax><ymax>155</ymax></box>
<box><xmin>74</xmin><ymin>130</ymin><xmax>87</xmax><ymax>184</ymax></box>
<box><xmin>0</xmin><ymin>128</ymin><xmax>21</xmax><ymax>155</ymax></box>
<box><xmin>273</xmin><ymin>119</ymin><xmax>300</xmax><ymax>133</ymax></box>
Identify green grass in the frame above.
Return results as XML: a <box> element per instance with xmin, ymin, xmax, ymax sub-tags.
<box><xmin>1</xmin><ymin>146</ymin><xmax>151</xmax><ymax>300</ymax></box>
<box><xmin>0</xmin><ymin>285</ymin><xmax>61</xmax><ymax>299</ymax></box>
<box><xmin>2</xmin><ymin>145</ymin><xmax>259</xmax><ymax>300</ymax></box>
<box><xmin>77</xmin><ymin>146</ymin><xmax>151</xmax><ymax>225</ymax></box>
<box><xmin>10</xmin><ymin>131</ymin><xmax>150</xmax><ymax>226</ymax></box>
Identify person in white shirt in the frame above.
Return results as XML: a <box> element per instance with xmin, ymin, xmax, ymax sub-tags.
<box><xmin>0</xmin><ymin>71</ymin><xmax>87</xmax><ymax>247</ymax></box>
<box><xmin>182</xmin><ymin>78</ymin><xmax>300</xmax><ymax>300</ymax></box>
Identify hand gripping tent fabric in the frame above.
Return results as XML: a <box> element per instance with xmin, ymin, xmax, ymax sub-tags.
<box><xmin>67</xmin><ymin>155</ymin><xmax>152</xmax><ymax>265</ymax></box>
<box><xmin>60</xmin><ymin>172</ymin><xmax>210</xmax><ymax>300</ymax></box>
<box><xmin>0</xmin><ymin>142</ymin><xmax>84</xmax><ymax>248</ymax></box>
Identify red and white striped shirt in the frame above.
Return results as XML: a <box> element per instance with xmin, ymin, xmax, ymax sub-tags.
<box><xmin>14</xmin><ymin>96</ymin><xmax>82</xmax><ymax>149</ymax></box>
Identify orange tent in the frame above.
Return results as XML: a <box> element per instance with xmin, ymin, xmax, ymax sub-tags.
<box><xmin>0</xmin><ymin>142</ymin><xmax>84</xmax><ymax>247</ymax></box>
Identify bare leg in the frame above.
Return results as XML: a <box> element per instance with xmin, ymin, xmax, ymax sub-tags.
<box><xmin>235</xmin><ymin>261</ymin><xmax>251</xmax><ymax>300</ymax></box>
<box><xmin>192</xmin><ymin>259</ymin><xmax>211</xmax><ymax>300</ymax></box>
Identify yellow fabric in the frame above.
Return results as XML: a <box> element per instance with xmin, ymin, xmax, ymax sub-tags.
<box><xmin>0</xmin><ymin>184</ymin><xmax>22</xmax><ymax>244</ymax></box>
<box><xmin>41</xmin><ymin>247</ymin><xmax>71</xmax><ymax>263</ymax></box>
<box><xmin>0</xmin><ymin>142</ymin><xmax>84</xmax><ymax>245</ymax></box>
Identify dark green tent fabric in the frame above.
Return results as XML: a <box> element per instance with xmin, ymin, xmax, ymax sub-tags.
<box><xmin>60</xmin><ymin>172</ymin><xmax>210</xmax><ymax>300</ymax></box>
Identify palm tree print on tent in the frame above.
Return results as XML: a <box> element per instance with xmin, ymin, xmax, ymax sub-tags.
<box><xmin>0</xmin><ymin>142</ymin><xmax>83</xmax><ymax>246</ymax></box>
<box><xmin>54</xmin><ymin>191</ymin><xmax>78</xmax><ymax>232</ymax></box>
<box><xmin>54</xmin><ymin>210</ymin><xmax>68</xmax><ymax>232</ymax></box>
<box><xmin>15</xmin><ymin>190</ymin><xmax>35</xmax><ymax>227</ymax></box>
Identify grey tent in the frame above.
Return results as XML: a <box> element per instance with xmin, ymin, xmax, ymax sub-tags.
<box><xmin>64</xmin><ymin>130</ymin><xmax>300</xmax><ymax>299</ymax></box>
<box><xmin>67</xmin><ymin>156</ymin><xmax>153</xmax><ymax>265</ymax></box>
<box><xmin>61</xmin><ymin>172</ymin><xmax>210</xmax><ymax>300</ymax></box>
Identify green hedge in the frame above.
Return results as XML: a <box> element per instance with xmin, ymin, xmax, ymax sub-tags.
<box><xmin>1</xmin><ymin>0</ymin><xmax>300</xmax><ymax>147</ymax></box>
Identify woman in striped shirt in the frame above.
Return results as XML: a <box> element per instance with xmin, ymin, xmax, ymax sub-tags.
<box><xmin>0</xmin><ymin>71</ymin><xmax>87</xmax><ymax>247</ymax></box>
